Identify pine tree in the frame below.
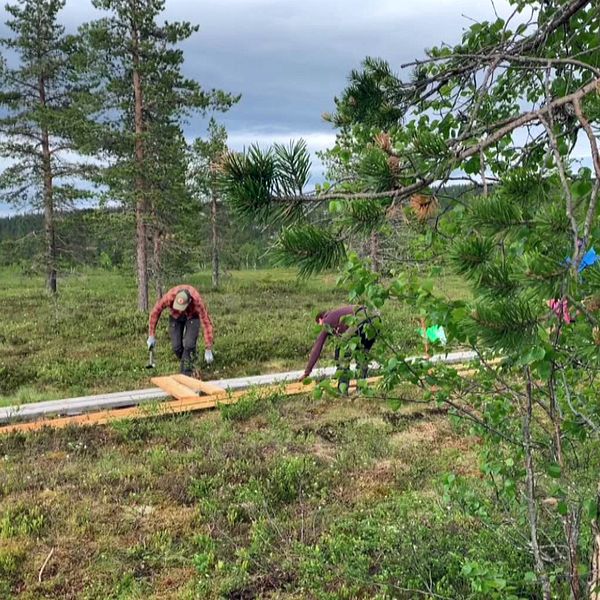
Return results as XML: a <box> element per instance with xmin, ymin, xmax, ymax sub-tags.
<box><xmin>78</xmin><ymin>0</ymin><xmax>238</xmax><ymax>309</ymax></box>
<box><xmin>0</xmin><ymin>0</ymin><xmax>93</xmax><ymax>293</ymax></box>
<box><xmin>189</xmin><ymin>118</ymin><xmax>229</xmax><ymax>289</ymax></box>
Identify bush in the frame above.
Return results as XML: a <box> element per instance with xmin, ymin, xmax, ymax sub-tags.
<box><xmin>0</xmin><ymin>504</ymin><xmax>47</xmax><ymax>539</ymax></box>
<box><xmin>0</xmin><ymin>546</ymin><xmax>25</xmax><ymax>597</ymax></box>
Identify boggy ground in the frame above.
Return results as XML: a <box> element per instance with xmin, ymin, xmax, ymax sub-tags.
<box><xmin>0</xmin><ymin>267</ymin><xmax>453</xmax><ymax>405</ymax></box>
<box><xmin>0</xmin><ymin>389</ymin><xmax>494</xmax><ymax>600</ymax></box>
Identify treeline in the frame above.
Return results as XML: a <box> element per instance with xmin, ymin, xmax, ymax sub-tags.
<box><xmin>0</xmin><ymin>204</ymin><xmax>274</xmax><ymax>273</ymax></box>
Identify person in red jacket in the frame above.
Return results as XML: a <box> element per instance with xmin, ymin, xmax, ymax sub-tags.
<box><xmin>300</xmin><ymin>305</ymin><xmax>380</xmax><ymax>390</ymax></box>
<box><xmin>147</xmin><ymin>285</ymin><xmax>214</xmax><ymax>376</ymax></box>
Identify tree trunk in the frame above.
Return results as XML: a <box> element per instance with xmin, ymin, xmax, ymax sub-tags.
<box><xmin>153</xmin><ymin>228</ymin><xmax>163</xmax><ymax>299</ymax></box>
<box><xmin>211</xmin><ymin>190</ymin><xmax>219</xmax><ymax>289</ymax></box>
<box><xmin>132</xmin><ymin>15</ymin><xmax>148</xmax><ymax>311</ymax></box>
<box><xmin>135</xmin><ymin>196</ymin><xmax>149</xmax><ymax>311</ymax></box>
<box><xmin>550</xmin><ymin>371</ymin><xmax>582</xmax><ymax>599</ymax></box>
<box><xmin>589</xmin><ymin>483</ymin><xmax>600</xmax><ymax>599</ymax></box>
<box><xmin>524</xmin><ymin>367</ymin><xmax>553</xmax><ymax>600</ymax></box>
<box><xmin>370</xmin><ymin>230</ymin><xmax>380</xmax><ymax>273</ymax></box>
<box><xmin>39</xmin><ymin>76</ymin><xmax>57</xmax><ymax>295</ymax></box>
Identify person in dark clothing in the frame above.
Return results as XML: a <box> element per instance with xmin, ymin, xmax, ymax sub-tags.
<box><xmin>299</xmin><ymin>305</ymin><xmax>380</xmax><ymax>390</ymax></box>
<box><xmin>147</xmin><ymin>285</ymin><xmax>214</xmax><ymax>376</ymax></box>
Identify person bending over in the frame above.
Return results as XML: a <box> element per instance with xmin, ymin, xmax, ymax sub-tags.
<box><xmin>300</xmin><ymin>305</ymin><xmax>380</xmax><ymax>390</ymax></box>
<box><xmin>147</xmin><ymin>285</ymin><xmax>214</xmax><ymax>376</ymax></box>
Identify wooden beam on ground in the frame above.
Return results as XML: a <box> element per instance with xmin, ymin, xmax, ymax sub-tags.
<box><xmin>0</xmin><ymin>350</ymin><xmax>493</xmax><ymax>426</ymax></box>
<box><xmin>0</xmin><ymin>379</ymin><xmax>377</xmax><ymax>435</ymax></box>
<box><xmin>0</xmin><ymin>358</ymin><xmax>500</xmax><ymax>436</ymax></box>
<box><xmin>149</xmin><ymin>376</ymin><xmax>199</xmax><ymax>400</ymax></box>
<box><xmin>171</xmin><ymin>375</ymin><xmax>226</xmax><ymax>395</ymax></box>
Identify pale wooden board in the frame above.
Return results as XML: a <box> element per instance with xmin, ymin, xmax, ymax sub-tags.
<box><xmin>172</xmin><ymin>374</ymin><xmax>225</xmax><ymax>395</ymax></box>
<box><xmin>0</xmin><ymin>391</ymin><xmax>246</xmax><ymax>434</ymax></box>
<box><xmin>150</xmin><ymin>376</ymin><xmax>199</xmax><ymax>400</ymax></box>
<box><xmin>0</xmin><ymin>378</ymin><xmax>379</xmax><ymax>434</ymax></box>
<box><xmin>0</xmin><ymin>350</ymin><xmax>484</xmax><ymax>424</ymax></box>
<box><xmin>1</xmin><ymin>358</ymin><xmax>508</xmax><ymax>436</ymax></box>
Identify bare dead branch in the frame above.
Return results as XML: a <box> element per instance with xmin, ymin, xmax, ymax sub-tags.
<box><xmin>524</xmin><ymin>367</ymin><xmax>553</xmax><ymax>600</ymax></box>
<box><xmin>539</xmin><ymin>116</ymin><xmax>579</xmax><ymax>262</ymax></box>
<box><xmin>402</xmin><ymin>53</ymin><xmax>600</xmax><ymax>79</ymax></box>
<box><xmin>38</xmin><ymin>547</ymin><xmax>55</xmax><ymax>583</ymax></box>
<box><xmin>270</xmin><ymin>78</ymin><xmax>600</xmax><ymax>206</ymax></box>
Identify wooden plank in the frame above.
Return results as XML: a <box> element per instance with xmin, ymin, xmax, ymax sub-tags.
<box><xmin>150</xmin><ymin>376</ymin><xmax>198</xmax><ymax>400</ymax></box>
<box><xmin>444</xmin><ymin>357</ymin><xmax>502</xmax><ymax>373</ymax></box>
<box><xmin>0</xmin><ymin>378</ymin><xmax>377</xmax><ymax>434</ymax></box>
<box><xmin>0</xmin><ymin>350</ymin><xmax>483</xmax><ymax>424</ymax></box>
<box><xmin>0</xmin><ymin>347</ymin><xmax>506</xmax><ymax>433</ymax></box>
<box><xmin>0</xmin><ymin>383</ymin><xmax>303</xmax><ymax>434</ymax></box>
<box><xmin>172</xmin><ymin>374</ymin><xmax>225</xmax><ymax>395</ymax></box>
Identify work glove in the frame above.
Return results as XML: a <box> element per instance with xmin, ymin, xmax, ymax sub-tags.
<box><xmin>204</xmin><ymin>349</ymin><xmax>214</xmax><ymax>364</ymax></box>
<box><xmin>147</xmin><ymin>335</ymin><xmax>156</xmax><ymax>350</ymax></box>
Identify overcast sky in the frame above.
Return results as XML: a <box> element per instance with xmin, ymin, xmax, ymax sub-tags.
<box><xmin>0</xmin><ymin>0</ymin><xmax>515</xmax><ymax>215</ymax></box>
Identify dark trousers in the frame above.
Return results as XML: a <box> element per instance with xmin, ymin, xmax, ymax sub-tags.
<box><xmin>334</xmin><ymin>317</ymin><xmax>379</xmax><ymax>392</ymax></box>
<box><xmin>169</xmin><ymin>316</ymin><xmax>200</xmax><ymax>376</ymax></box>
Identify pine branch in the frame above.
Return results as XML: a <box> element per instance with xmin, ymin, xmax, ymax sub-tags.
<box><xmin>273</xmin><ymin>225</ymin><xmax>347</xmax><ymax>277</ymax></box>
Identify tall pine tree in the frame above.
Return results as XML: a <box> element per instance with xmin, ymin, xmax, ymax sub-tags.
<box><xmin>0</xmin><ymin>0</ymin><xmax>93</xmax><ymax>293</ymax></box>
<box><xmin>78</xmin><ymin>0</ymin><xmax>238</xmax><ymax>309</ymax></box>
<box><xmin>189</xmin><ymin>118</ymin><xmax>229</xmax><ymax>289</ymax></box>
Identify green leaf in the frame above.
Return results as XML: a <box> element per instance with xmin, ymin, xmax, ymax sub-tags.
<box><xmin>573</xmin><ymin>179</ymin><xmax>592</xmax><ymax>198</ymax></box>
<box><xmin>535</xmin><ymin>359</ymin><xmax>552</xmax><ymax>380</ymax></box>
<box><xmin>547</xmin><ymin>463</ymin><xmax>561</xmax><ymax>479</ymax></box>
<box><xmin>585</xmin><ymin>498</ymin><xmax>598</xmax><ymax>520</ymax></box>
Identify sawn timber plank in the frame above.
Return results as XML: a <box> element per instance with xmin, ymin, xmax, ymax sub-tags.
<box><xmin>172</xmin><ymin>375</ymin><xmax>226</xmax><ymax>395</ymax></box>
<box><xmin>0</xmin><ymin>379</ymin><xmax>332</xmax><ymax>434</ymax></box>
<box><xmin>150</xmin><ymin>376</ymin><xmax>199</xmax><ymax>400</ymax></box>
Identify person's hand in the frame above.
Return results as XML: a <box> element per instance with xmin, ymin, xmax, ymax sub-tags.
<box><xmin>204</xmin><ymin>349</ymin><xmax>214</xmax><ymax>364</ymax></box>
<box><xmin>299</xmin><ymin>373</ymin><xmax>309</xmax><ymax>383</ymax></box>
<box><xmin>147</xmin><ymin>335</ymin><xmax>156</xmax><ymax>350</ymax></box>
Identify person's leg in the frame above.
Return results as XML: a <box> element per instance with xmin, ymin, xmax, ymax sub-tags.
<box><xmin>358</xmin><ymin>342</ymin><xmax>374</xmax><ymax>379</ymax></box>
<box><xmin>169</xmin><ymin>316</ymin><xmax>185</xmax><ymax>360</ymax></box>
<box><xmin>357</xmin><ymin>318</ymin><xmax>379</xmax><ymax>379</ymax></box>
<box><xmin>335</xmin><ymin>343</ymin><xmax>351</xmax><ymax>393</ymax></box>
<box><xmin>181</xmin><ymin>317</ymin><xmax>200</xmax><ymax>375</ymax></box>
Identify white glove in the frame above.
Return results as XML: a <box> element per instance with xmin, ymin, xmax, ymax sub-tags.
<box><xmin>147</xmin><ymin>335</ymin><xmax>156</xmax><ymax>350</ymax></box>
<box><xmin>204</xmin><ymin>349</ymin><xmax>214</xmax><ymax>364</ymax></box>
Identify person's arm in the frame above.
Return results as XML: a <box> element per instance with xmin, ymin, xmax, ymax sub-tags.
<box><xmin>302</xmin><ymin>330</ymin><xmax>329</xmax><ymax>378</ymax></box>
<box><xmin>189</xmin><ymin>289</ymin><xmax>214</xmax><ymax>348</ymax></box>
<box><xmin>148</xmin><ymin>294</ymin><xmax>171</xmax><ymax>336</ymax></box>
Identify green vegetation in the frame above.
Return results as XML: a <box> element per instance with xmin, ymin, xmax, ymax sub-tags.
<box><xmin>0</xmin><ymin>390</ymin><xmax>534</xmax><ymax>599</ymax></box>
<box><xmin>220</xmin><ymin>1</ymin><xmax>600</xmax><ymax>595</ymax></box>
<box><xmin>2</xmin><ymin>0</ymin><xmax>600</xmax><ymax>598</ymax></box>
<box><xmin>0</xmin><ymin>267</ymin><xmax>466</xmax><ymax>404</ymax></box>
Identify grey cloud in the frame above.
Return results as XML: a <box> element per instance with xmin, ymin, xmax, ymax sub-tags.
<box><xmin>0</xmin><ymin>0</ymin><xmax>513</xmax><ymax>140</ymax></box>
<box><xmin>175</xmin><ymin>0</ymin><xmax>515</xmax><ymax>137</ymax></box>
<box><xmin>0</xmin><ymin>0</ymin><xmax>514</xmax><ymax>202</ymax></box>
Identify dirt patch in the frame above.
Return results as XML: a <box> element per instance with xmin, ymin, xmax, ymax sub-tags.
<box><xmin>333</xmin><ymin>458</ymin><xmax>399</xmax><ymax>504</ymax></box>
<box><xmin>382</xmin><ymin>406</ymin><xmax>448</xmax><ymax>429</ymax></box>
<box><xmin>308</xmin><ymin>438</ymin><xmax>337</xmax><ymax>464</ymax></box>
<box><xmin>150</xmin><ymin>567</ymin><xmax>197</xmax><ymax>598</ymax></box>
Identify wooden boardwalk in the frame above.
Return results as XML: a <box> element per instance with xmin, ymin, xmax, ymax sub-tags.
<box><xmin>0</xmin><ymin>350</ymin><xmax>485</xmax><ymax>434</ymax></box>
<box><xmin>0</xmin><ymin>377</ymin><xmax>377</xmax><ymax>434</ymax></box>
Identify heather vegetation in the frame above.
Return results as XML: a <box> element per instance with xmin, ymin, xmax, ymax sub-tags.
<box><xmin>2</xmin><ymin>0</ymin><xmax>600</xmax><ymax>598</ymax></box>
